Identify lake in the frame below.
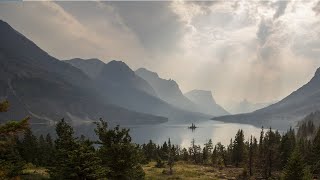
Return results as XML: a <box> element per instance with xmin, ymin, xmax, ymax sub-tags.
<box><xmin>124</xmin><ymin>119</ymin><xmax>263</xmax><ymax>148</ymax></box>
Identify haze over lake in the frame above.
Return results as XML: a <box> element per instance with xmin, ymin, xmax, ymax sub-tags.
<box><xmin>125</xmin><ymin>120</ymin><xmax>262</xmax><ymax>147</ymax></box>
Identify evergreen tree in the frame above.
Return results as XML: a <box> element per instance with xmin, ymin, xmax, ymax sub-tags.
<box><xmin>310</xmin><ymin>126</ymin><xmax>320</xmax><ymax>174</ymax></box>
<box><xmin>50</xmin><ymin>119</ymin><xmax>78</xmax><ymax>179</ymax></box>
<box><xmin>205</xmin><ymin>139</ymin><xmax>213</xmax><ymax>154</ymax></box>
<box><xmin>0</xmin><ymin>100</ymin><xmax>29</xmax><ymax>178</ymax></box>
<box><xmin>211</xmin><ymin>146</ymin><xmax>218</xmax><ymax>166</ymax></box>
<box><xmin>232</xmin><ymin>129</ymin><xmax>245</xmax><ymax>167</ymax></box>
<box><xmin>167</xmin><ymin>144</ymin><xmax>175</xmax><ymax>175</ymax></box>
<box><xmin>280</xmin><ymin>128</ymin><xmax>296</xmax><ymax>168</ymax></box>
<box><xmin>202</xmin><ymin>147</ymin><xmax>209</xmax><ymax>163</ymax></box>
<box><xmin>181</xmin><ymin>148</ymin><xmax>189</xmax><ymax>161</ymax></box>
<box><xmin>142</xmin><ymin>140</ymin><xmax>157</xmax><ymax>162</ymax></box>
<box><xmin>282</xmin><ymin>148</ymin><xmax>306</xmax><ymax>180</ymax></box>
<box><xmin>95</xmin><ymin>119</ymin><xmax>145</xmax><ymax>179</ymax></box>
<box><xmin>69</xmin><ymin>138</ymin><xmax>108</xmax><ymax>179</ymax></box>
<box><xmin>249</xmin><ymin>136</ymin><xmax>253</xmax><ymax>176</ymax></box>
<box><xmin>19</xmin><ymin>127</ymin><xmax>39</xmax><ymax>165</ymax></box>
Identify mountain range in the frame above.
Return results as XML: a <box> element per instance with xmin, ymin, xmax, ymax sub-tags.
<box><xmin>2</xmin><ymin>19</ymin><xmax>320</xmax><ymax>131</ymax></box>
<box><xmin>135</xmin><ymin>68</ymin><xmax>229</xmax><ymax>116</ymax></box>
<box><xmin>213</xmin><ymin>68</ymin><xmax>320</xmax><ymax>129</ymax></box>
<box><xmin>0</xmin><ymin>20</ymin><xmax>168</xmax><ymax>135</ymax></box>
<box><xmin>226</xmin><ymin>99</ymin><xmax>275</xmax><ymax>114</ymax></box>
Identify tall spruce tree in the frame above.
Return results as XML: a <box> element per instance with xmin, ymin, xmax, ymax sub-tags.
<box><xmin>20</xmin><ymin>127</ymin><xmax>39</xmax><ymax>165</ymax></box>
<box><xmin>282</xmin><ymin>148</ymin><xmax>306</xmax><ymax>180</ymax></box>
<box><xmin>310</xmin><ymin>126</ymin><xmax>320</xmax><ymax>174</ymax></box>
<box><xmin>232</xmin><ymin>129</ymin><xmax>245</xmax><ymax>167</ymax></box>
<box><xmin>95</xmin><ymin>119</ymin><xmax>145</xmax><ymax>179</ymax></box>
<box><xmin>0</xmin><ymin>100</ymin><xmax>29</xmax><ymax>178</ymax></box>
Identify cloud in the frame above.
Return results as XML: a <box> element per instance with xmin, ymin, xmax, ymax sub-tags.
<box><xmin>273</xmin><ymin>0</ymin><xmax>289</xmax><ymax>19</ymax></box>
<box><xmin>313</xmin><ymin>1</ymin><xmax>320</xmax><ymax>15</ymax></box>
<box><xmin>0</xmin><ymin>1</ymin><xmax>148</xmax><ymax>64</ymax></box>
<box><xmin>0</xmin><ymin>1</ymin><xmax>320</xmax><ymax>107</ymax></box>
<box><xmin>104</xmin><ymin>1</ymin><xmax>185</xmax><ymax>56</ymax></box>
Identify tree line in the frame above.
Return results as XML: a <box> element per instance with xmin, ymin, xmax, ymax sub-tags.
<box><xmin>1</xmin><ymin>100</ymin><xmax>320</xmax><ymax>179</ymax></box>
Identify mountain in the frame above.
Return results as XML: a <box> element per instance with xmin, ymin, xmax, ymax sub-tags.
<box><xmin>213</xmin><ymin>68</ymin><xmax>320</xmax><ymax>129</ymax></box>
<box><xmin>66</xmin><ymin>58</ymin><xmax>157</xmax><ymax>97</ymax></box>
<box><xmin>226</xmin><ymin>99</ymin><xmax>275</xmax><ymax>114</ymax></box>
<box><xmin>65</xmin><ymin>59</ymin><xmax>209</xmax><ymax>121</ymax></box>
<box><xmin>135</xmin><ymin>68</ymin><xmax>196</xmax><ymax>111</ymax></box>
<box><xmin>297</xmin><ymin>111</ymin><xmax>320</xmax><ymax>127</ymax></box>
<box><xmin>0</xmin><ymin>19</ymin><xmax>168</xmax><ymax>135</ymax></box>
<box><xmin>184</xmin><ymin>90</ymin><xmax>229</xmax><ymax>116</ymax></box>
<box><xmin>135</xmin><ymin>68</ymin><xmax>229</xmax><ymax>116</ymax></box>
<box><xmin>66</xmin><ymin>58</ymin><xmax>105</xmax><ymax>79</ymax></box>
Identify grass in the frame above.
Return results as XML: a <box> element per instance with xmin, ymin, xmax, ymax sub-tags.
<box><xmin>19</xmin><ymin>161</ymin><xmax>244</xmax><ymax>179</ymax></box>
<box><xmin>20</xmin><ymin>164</ymin><xmax>50</xmax><ymax>180</ymax></box>
<box><xmin>143</xmin><ymin>161</ymin><xmax>244</xmax><ymax>180</ymax></box>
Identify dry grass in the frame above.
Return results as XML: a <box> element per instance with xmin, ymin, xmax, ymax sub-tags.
<box><xmin>21</xmin><ymin>166</ymin><xmax>49</xmax><ymax>180</ymax></box>
<box><xmin>143</xmin><ymin>161</ymin><xmax>243</xmax><ymax>180</ymax></box>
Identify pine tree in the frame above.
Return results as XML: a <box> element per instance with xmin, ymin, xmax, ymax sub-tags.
<box><xmin>50</xmin><ymin>118</ymin><xmax>78</xmax><ymax>179</ymax></box>
<box><xmin>249</xmin><ymin>136</ymin><xmax>253</xmax><ymax>176</ymax></box>
<box><xmin>95</xmin><ymin>119</ymin><xmax>145</xmax><ymax>179</ymax></box>
<box><xmin>181</xmin><ymin>148</ymin><xmax>189</xmax><ymax>161</ymax></box>
<box><xmin>211</xmin><ymin>146</ymin><xmax>218</xmax><ymax>166</ymax></box>
<box><xmin>20</xmin><ymin>127</ymin><xmax>39</xmax><ymax>165</ymax></box>
<box><xmin>0</xmin><ymin>100</ymin><xmax>29</xmax><ymax>178</ymax></box>
<box><xmin>69</xmin><ymin>138</ymin><xmax>108</xmax><ymax>179</ymax></box>
<box><xmin>282</xmin><ymin>148</ymin><xmax>306</xmax><ymax>180</ymax></box>
<box><xmin>167</xmin><ymin>145</ymin><xmax>175</xmax><ymax>175</ymax></box>
<box><xmin>232</xmin><ymin>129</ymin><xmax>245</xmax><ymax>167</ymax></box>
<box><xmin>310</xmin><ymin>126</ymin><xmax>320</xmax><ymax>174</ymax></box>
<box><xmin>280</xmin><ymin>128</ymin><xmax>296</xmax><ymax>168</ymax></box>
<box><xmin>205</xmin><ymin>139</ymin><xmax>213</xmax><ymax>154</ymax></box>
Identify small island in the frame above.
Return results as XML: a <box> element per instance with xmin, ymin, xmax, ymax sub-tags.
<box><xmin>188</xmin><ymin>123</ymin><xmax>197</xmax><ymax>130</ymax></box>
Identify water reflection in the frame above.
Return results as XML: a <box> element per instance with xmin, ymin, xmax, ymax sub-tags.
<box><xmin>124</xmin><ymin>120</ymin><xmax>262</xmax><ymax>147</ymax></box>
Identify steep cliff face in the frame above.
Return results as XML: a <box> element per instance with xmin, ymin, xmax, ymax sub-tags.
<box><xmin>135</xmin><ymin>68</ymin><xmax>196</xmax><ymax>111</ymax></box>
<box><xmin>184</xmin><ymin>90</ymin><xmax>229</xmax><ymax>116</ymax></box>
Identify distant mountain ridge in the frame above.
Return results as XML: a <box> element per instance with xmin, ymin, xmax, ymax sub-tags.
<box><xmin>226</xmin><ymin>99</ymin><xmax>275</xmax><ymax>114</ymax></box>
<box><xmin>135</xmin><ymin>68</ymin><xmax>197</xmax><ymax>111</ymax></box>
<box><xmin>184</xmin><ymin>90</ymin><xmax>229</xmax><ymax>116</ymax></box>
<box><xmin>0</xmin><ymin>19</ymin><xmax>168</xmax><ymax>134</ymax></box>
<box><xmin>213</xmin><ymin>68</ymin><xmax>320</xmax><ymax>129</ymax></box>
<box><xmin>136</xmin><ymin>68</ymin><xmax>229</xmax><ymax>116</ymax></box>
<box><xmin>65</xmin><ymin>59</ymin><xmax>210</xmax><ymax>121</ymax></box>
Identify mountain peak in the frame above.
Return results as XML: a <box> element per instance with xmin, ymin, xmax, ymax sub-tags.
<box><xmin>185</xmin><ymin>90</ymin><xmax>215</xmax><ymax>103</ymax></box>
<box><xmin>315</xmin><ymin>67</ymin><xmax>320</xmax><ymax>77</ymax></box>
<box><xmin>0</xmin><ymin>19</ymin><xmax>9</xmax><ymax>27</ymax></box>
<box><xmin>184</xmin><ymin>89</ymin><xmax>229</xmax><ymax>116</ymax></box>
<box><xmin>135</xmin><ymin>68</ymin><xmax>159</xmax><ymax>79</ymax></box>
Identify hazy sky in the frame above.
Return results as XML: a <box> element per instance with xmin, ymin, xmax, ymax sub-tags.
<box><xmin>0</xmin><ymin>1</ymin><xmax>320</xmax><ymax>107</ymax></box>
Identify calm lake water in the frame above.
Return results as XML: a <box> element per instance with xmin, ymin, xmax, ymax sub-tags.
<box><xmin>124</xmin><ymin>120</ymin><xmax>262</xmax><ymax>147</ymax></box>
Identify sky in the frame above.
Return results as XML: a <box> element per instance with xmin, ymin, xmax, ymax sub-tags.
<box><xmin>0</xmin><ymin>1</ymin><xmax>320</xmax><ymax>108</ymax></box>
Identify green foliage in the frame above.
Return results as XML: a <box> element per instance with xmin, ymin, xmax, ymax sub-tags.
<box><xmin>50</xmin><ymin>119</ymin><xmax>106</xmax><ymax>179</ymax></box>
<box><xmin>282</xmin><ymin>148</ymin><xmax>306</xmax><ymax>180</ymax></box>
<box><xmin>95</xmin><ymin>118</ymin><xmax>145</xmax><ymax>179</ymax></box>
<box><xmin>310</xmin><ymin>127</ymin><xmax>320</xmax><ymax>173</ymax></box>
<box><xmin>0</xmin><ymin>100</ymin><xmax>29</xmax><ymax>179</ymax></box>
<box><xmin>232</xmin><ymin>129</ymin><xmax>245</xmax><ymax>167</ymax></box>
<box><xmin>0</xmin><ymin>117</ymin><xmax>30</xmax><ymax>136</ymax></box>
<box><xmin>280</xmin><ymin>128</ymin><xmax>296</xmax><ymax>168</ymax></box>
<box><xmin>0</xmin><ymin>100</ymin><xmax>9</xmax><ymax>112</ymax></box>
<box><xmin>19</xmin><ymin>128</ymin><xmax>39</xmax><ymax>165</ymax></box>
